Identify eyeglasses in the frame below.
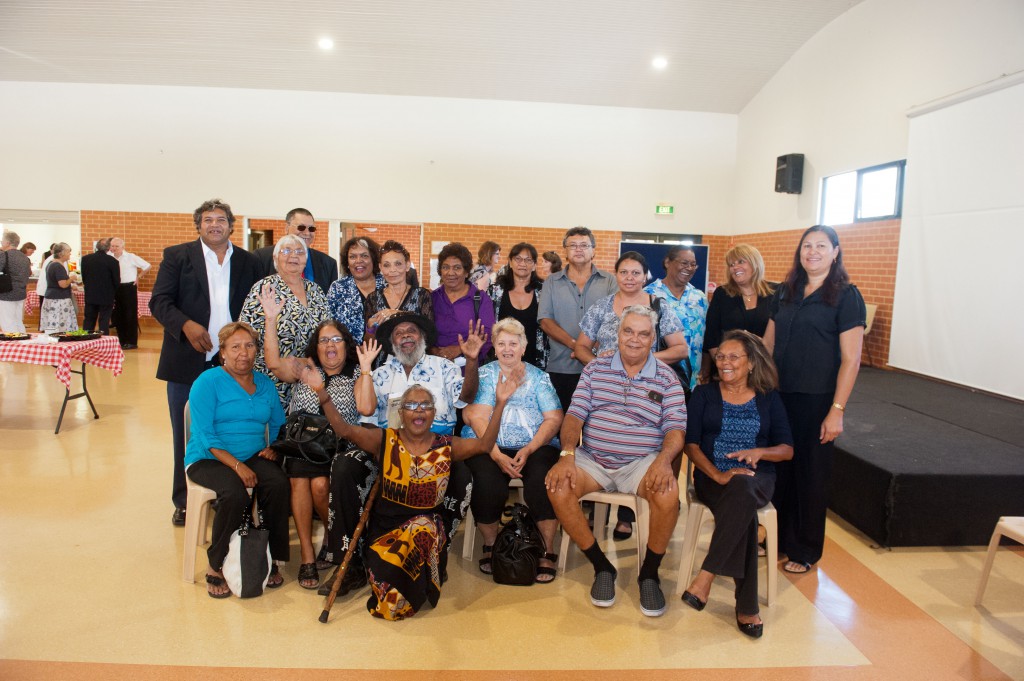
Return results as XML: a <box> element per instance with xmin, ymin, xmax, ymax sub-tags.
<box><xmin>318</xmin><ymin>336</ymin><xmax>346</xmax><ymax>345</ymax></box>
<box><xmin>402</xmin><ymin>401</ymin><xmax>435</xmax><ymax>412</ymax></box>
<box><xmin>566</xmin><ymin>242</ymin><xmax>592</xmax><ymax>251</ymax></box>
<box><xmin>512</xmin><ymin>256</ymin><xmax>535</xmax><ymax>264</ymax></box>
<box><xmin>279</xmin><ymin>247</ymin><xmax>306</xmax><ymax>256</ymax></box>
<box><xmin>714</xmin><ymin>353</ymin><xmax>747</xmax><ymax>362</ymax></box>
<box><xmin>294</xmin><ymin>224</ymin><xmax>317</xmax><ymax>232</ymax></box>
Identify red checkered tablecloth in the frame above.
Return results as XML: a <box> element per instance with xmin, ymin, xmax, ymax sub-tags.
<box><xmin>23</xmin><ymin>290</ymin><xmax>152</xmax><ymax>318</ymax></box>
<box><xmin>0</xmin><ymin>335</ymin><xmax>125</xmax><ymax>388</ymax></box>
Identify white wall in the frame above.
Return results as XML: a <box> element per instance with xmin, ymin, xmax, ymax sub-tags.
<box><xmin>0</xmin><ymin>82</ymin><xmax>737</xmax><ymax>235</ymax></box>
<box><xmin>733</xmin><ymin>0</ymin><xmax>1024</xmax><ymax>233</ymax></box>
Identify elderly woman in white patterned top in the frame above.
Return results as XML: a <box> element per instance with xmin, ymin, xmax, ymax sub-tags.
<box><xmin>239</xmin><ymin>234</ymin><xmax>329</xmax><ymax>404</ymax></box>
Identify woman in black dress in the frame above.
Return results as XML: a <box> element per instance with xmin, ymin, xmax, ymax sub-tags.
<box><xmin>487</xmin><ymin>242</ymin><xmax>547</xmax><ymax>368</ymax></box>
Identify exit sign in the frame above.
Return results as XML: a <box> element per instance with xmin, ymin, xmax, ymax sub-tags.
<box><xmin>656</xmin><ymin>204</ymin><xmax>674</xmax><ymax>215</ymax></box>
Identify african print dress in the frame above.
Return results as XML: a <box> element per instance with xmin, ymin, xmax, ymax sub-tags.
<box><xmin>365</xmin><ymin>429</ymin><xmax>452</xmax><ymax>621</ymax></box>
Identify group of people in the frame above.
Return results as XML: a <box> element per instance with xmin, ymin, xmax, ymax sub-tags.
<box><xmin>151</xmin><ymin>198</ymin><xmax>866</xmax><ymax>632</ymax></box>
<box><xmin>0</xmin><ymin>230</ymin><xmax>150</xmax><ymax>349</ymax></box>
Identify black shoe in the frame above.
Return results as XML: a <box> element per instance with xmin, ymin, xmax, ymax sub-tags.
<box><xmin>318</xmin><ymin>564</ymin><xmax>367</xmax><ymax>597</ymax></box>
<box><xmin>612</xmin><ymin>522</ymin><xmax>633</xmax><ymax>541</ymax></box>
<box><xmin>121</xmin><ymin>343</ymin><xmax>137</xmax><ymax>350</ymax></box>
<box><xmin>171</xmin><ymin>508</ymin><xmax>186</xmax><ymax>526</ymax></box>
<box><xmin>681</xmin><ymin>590</ymin><xmax>707</xmax><ymax>611</ymax></box>
<box><xmin>638</xmin><ymin>578</ymin><xmax>666</xmax><ymax>617</ymax></box>
<box><xmin>737</xmin><ymin>616</ymin><xmax>764</xmax><ymax>639</ymax></box>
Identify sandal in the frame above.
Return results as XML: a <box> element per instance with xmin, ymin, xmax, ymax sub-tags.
<box><xmin>535</xmin><ymin>552</ymin><xmax>558</xmax><ymax>584</ymax></box>
<box><xmin>612</xmin><ymin>521</ymin><xmax>633</xmax><ymax>541</ymax></box>
<box><xmin>315</xmin><ymin>546</ymin><xmax>332</xmax><ymax>571</ymax></box>
<box><xmin>298</xmin><ymin>562</ymin><xmax>319</xmax><ymax>590</ymax></box>
<box><xmin>206</xmin><ymin>572</ymin><xmax>231</xmax><ymax>599</ymax></box>
<box><xmin>783</xmin><ymin>560</ymin><xmax>813</xmax><ymax>574</ymax></box>
<box><xmin>478</xmin><ymin>544</ymin><xmax>493</xmax><ymax>575</ymax></box>
<box><xmin>266</xmin><ymin>564</ymin><xmax>284</xmax><ymax>588</ymax></box>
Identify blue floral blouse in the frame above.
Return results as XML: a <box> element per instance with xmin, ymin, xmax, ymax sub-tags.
<box><xmin>460</xmin><ymin>362</ymin><xmax>561</xmax><ymax>449</ymax></box>
<box><xmin>326</xmin><ymin>273</ymin><xmax>385</xmax><ymax>344</ymax></box>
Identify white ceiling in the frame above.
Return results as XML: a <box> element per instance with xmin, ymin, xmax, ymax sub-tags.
<box><xmin>0</xmin><ymin>0</ymin><xmax>861</xmax><ymax>113</ymax></box>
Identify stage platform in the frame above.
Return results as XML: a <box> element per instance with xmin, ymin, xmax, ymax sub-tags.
<box><xmin>829</xmin><ymin>367</ymin><xmax>1024</xmax><ymax>547</ymax></box>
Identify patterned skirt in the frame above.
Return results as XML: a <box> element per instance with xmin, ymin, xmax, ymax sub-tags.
<box><xmin>365</xmin><ymin>512</ymin><xmax>448</xmax><ymax>620</ymax></box>
<box><xmin>39</xmin><ymin>298</ymin><xmax>78</xmax><ymax>332</ymax></box>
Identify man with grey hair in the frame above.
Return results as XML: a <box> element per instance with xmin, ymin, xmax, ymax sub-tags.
<box><xmin>545</xmin><ymin>305</ymin><xmax>686</xmax><ymax>618</ymax></box>
<box><xmin>0</xmin><ymin>231</ymin><xmax>32</xmax><ymax>333</ymax></box>
<box><xmin>109</xmin><ymin>237</ymin><xmax>151</xmax><ymax>349</ymax></box>
<box><xmin>79</xmin><ymin>237</ymin><xmax>121</xmax><ymax>335</ymax></box>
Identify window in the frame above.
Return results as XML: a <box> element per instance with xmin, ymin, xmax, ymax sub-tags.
<box><xmin>819</xmin><ymin>160</ymin><xmax>905</xmax><ymax>226</ymax></box>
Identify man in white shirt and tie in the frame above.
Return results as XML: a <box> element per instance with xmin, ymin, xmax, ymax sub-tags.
<box><xmin>109</xmin><ymin>237</ymin><xmax>151</xmax><ymax>349</ymax></box>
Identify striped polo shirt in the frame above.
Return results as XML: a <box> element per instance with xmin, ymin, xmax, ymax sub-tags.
<box><xmin>568</xmin><ymin>352</ymin><xmax>687</xmax><ymax>469</ymax></box>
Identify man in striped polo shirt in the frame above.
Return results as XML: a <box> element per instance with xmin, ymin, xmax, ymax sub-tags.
<box><xmin>546</xmin><ymin>305</ymin><xmax>686</xmax><ymax>617</ymax></box>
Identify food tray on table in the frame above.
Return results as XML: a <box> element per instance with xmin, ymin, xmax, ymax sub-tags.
<box><xmin>0</xmin><ymin>333</ymin><xmax>31</xmax><ymax>341</ymax></box>
<box><xmin>50</xmin><ymin>331</ymin><xmax>102</xmax><ymax>342</ymax></box>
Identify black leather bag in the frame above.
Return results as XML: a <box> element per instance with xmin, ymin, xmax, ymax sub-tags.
<box><xmin>270</xmin><ymin>412</ymin><xmax>337</xmax><ymax>466</ymax></box>
<box><xmin>491</xmin><ymin>503</ymin><xmax>545</xmax><ymax>586</ymax></box>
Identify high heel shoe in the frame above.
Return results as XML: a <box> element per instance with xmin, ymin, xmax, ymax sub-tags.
<box><xmin>736</xmin><ymin>616</ymin><xmax>763</xmax><ymax>639</ymax></box>
<box><xmin>681</xmin><ymin>590</ymin><xmax>707</xmax><ymax>611</ymax></box>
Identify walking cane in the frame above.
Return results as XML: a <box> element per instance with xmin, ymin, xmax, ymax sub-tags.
<box><xmin>319</xmin><ymin>476</ymin><xmax>382</xmax><ymax>623</ymax></box>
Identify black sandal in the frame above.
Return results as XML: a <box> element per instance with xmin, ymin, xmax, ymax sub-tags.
<box><xmin>535</xmin><ymin>552</ymin><xmax>558</xmax><ymax>584</ymax></box>
<box><xmin>315</xmin><ymin>546</ymin><xmax>332</xmax><ymax>571</ymax></box>
<box><xmin>478</xmin><ymin>544</ymin><xmax>493</xmax><ymax>575</ymax></box>
<box><xmin>266</xmin><ymin>564</ymin><xmax>284</xmax><ymax>588</ymax></box>
<box><xmin>206</xmin><ymin>573</ymin><xmax>231</xmax><ymax>599</ymax></box>
<box><xmin>298</xmin><ymin>562</ymin><xmax>319</xmax><ymax>590</ymax></box>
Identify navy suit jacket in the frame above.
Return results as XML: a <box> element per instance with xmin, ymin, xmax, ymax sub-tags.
<box><xmin>80</xmin><ymin>251</ymin><xmax>120</xmax><ymax>305</ymax></box>
<box><xmin>254</xmin><ymin>245</ymin><xmax>338</xmax><ymax>296</ymax></box>
<box><xmin>149</xmin><ymin>239</ymin><xmax>262</xmax><ymax>384</ymax></box>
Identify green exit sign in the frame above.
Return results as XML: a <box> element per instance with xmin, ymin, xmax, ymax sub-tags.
<box><xmin>656</xmin><ymin>204</ymin><xmax>674</xmax><ymax>215</ymax></box>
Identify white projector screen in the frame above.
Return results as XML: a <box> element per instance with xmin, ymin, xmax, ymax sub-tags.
<box><xmin>890</xmin><ymin>78</ymin><xmax>1024</xmax><ymax>400</ymax></box>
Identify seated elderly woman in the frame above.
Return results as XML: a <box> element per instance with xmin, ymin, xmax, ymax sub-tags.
<box><xmin>301</xmin><ymin>372</ymin><xmax>519</xmax><ymax>620</ymax></box>
<box><xmin>461</xmin><ymin>318</ymin><xmax>563</xmax><ymax>581</ymax></box>
<box><xmin>240</xmin><ymin>234</ymin><xmax>329</xmax><ymax>404</ymax></box>
<box><xmin>259</xmin><ymin>287</ymin><xmax>376</xmax><ymax>589</ymax></box>
<box><xmin>185</xmin><ymin>322</ymin><xmax>290</xmax><ymax>598</ymax></box>
<box><xmin>681</xmin><ymin>329</ymin><xmax>793</xmax><ymax>638</ymax></box>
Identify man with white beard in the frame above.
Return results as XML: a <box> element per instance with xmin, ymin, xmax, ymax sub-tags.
<box><xmin>316</xmin><ymin>311</ymin><xmax>486</xmax><ymax>597</ymax></box>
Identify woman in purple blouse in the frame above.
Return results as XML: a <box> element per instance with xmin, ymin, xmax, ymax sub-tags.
<box><xmin>430</xmin><ymin>242</ymin><xmax>494</xmax><ymax>368</ymax></box>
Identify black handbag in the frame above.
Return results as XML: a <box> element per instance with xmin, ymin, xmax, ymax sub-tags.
<box><xmin>222</xmin><ymin>492</ymin><xmax>272</xmax><ymax>598</ymax></box>
<box><xmin>491</xmin><ymin>503</ymin><xmax>545</xmax><ymax>586</ymax></box>
<box><xmin>270</xmin><ymin>412</ymin><xmax>337</xmax><ymax>465</ymax></box>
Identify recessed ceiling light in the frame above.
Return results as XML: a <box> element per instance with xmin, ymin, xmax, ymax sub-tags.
<box><xmin>318</xmin><ymin>38</ymin><xmax>334</xmax><ymax>50</ymax></box>
<box><xmin>652</xmin><ymin>56</ymin><xmax>668</xmax><ymax>70</ymax></box>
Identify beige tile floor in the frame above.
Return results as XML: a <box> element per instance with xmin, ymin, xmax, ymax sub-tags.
<box><xmin>0</xmin><ymin>331</ymin><xmax>1022</xmax><ymax>680</ymax></box>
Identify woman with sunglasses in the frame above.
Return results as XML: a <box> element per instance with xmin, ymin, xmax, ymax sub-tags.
<box><xmin>240</xmin><ymin>234</ymin><xmax>329</xmax><ymax>404</ymax></box>
<box><xmin>301</xmin><ymin>362</ymin><xmax>520</xmax><ymax>620</ymax></box>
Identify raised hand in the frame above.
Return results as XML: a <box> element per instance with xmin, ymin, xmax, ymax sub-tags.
<box><xmin>298</xmin><ymin>363</ymin><xmax>325</xmax><ymax>393</ymax></box>
<box><xmin>258</xmin><ymin>285</ymin><xmax>284</xmax><ymax>318</ymax></box>
<box><xmin>357</xmin><ymin>337</ymin><xmax>382</xmax><ymax>370</ymax></box>
<box><xmin>495</xmin><ymin>364</ymin><xmax>524</xmax><ymax>404</ymax></box>
<box><xmin>458</xmin><ymin>319</ymin><xmax>488</xmax><ymax>360</ymax></box>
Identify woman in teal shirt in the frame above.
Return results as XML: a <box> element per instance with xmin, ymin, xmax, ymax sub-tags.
<box><xmin>186</xmin><ymin>322</ymin><xmax>290</xmax><ymax>598</ymax></box>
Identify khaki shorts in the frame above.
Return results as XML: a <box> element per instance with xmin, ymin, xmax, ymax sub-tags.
<box><xmin>573</xmin><ymin>449</ymin><xmax>658</xmax><ymax>495</ymax></box>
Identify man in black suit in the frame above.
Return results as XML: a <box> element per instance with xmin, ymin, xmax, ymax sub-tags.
<box><xmin>80</xmin><ymin>238</ymin><xmax>120</xmax><ymax>334</ymax></box>
<box><xmin>254</xmin><ymin>207</ymin><xmax>338</xmax><ymax>296</ymax></box>
<box><xmin>150</xmin><ymin>199</ymin><xmax>262</xmax><ymax>526</ymax></box>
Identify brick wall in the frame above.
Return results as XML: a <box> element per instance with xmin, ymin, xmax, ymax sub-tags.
<box><xmin>700</xmin><ymin>220</ymin><xmax>900</xmax><ymax>368</ymax></box>
<box><xmin>249</xmin><ymin>218</ymin><xmax>330</xmax><ymax>255</ymax></box>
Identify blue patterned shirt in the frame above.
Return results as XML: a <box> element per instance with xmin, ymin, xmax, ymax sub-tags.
<box><xmin>326</xmin><ymin>273</ymin><xmax>385</xmax><ymax>344</ymax></box>
<box><xmin>364</xmin><ymin>353</ymin><xmax>466</xmax><ymax>435</ymax></box>
<box><xmin>711</xmin><ymin>398</ymin><xmax>760</xmax><ymax>472</ymax></box>
<box><xmin>460</xmin><ymin>362</ymin><xmax>561</xmax><ymax>448</ymax></box>
<box><xmin>578</xmin><ymin>293</ymin><xmax>684</xmax><ymax>359</ymax></box>
<box><xmin>644</xmin><ymin>279</ymin><xmax>708</xmax><ymax>389</ymax></box>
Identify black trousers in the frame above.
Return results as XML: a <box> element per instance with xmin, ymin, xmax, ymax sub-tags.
<box><xmin>187</xmin><ymin>456</ymin><xmax>291</xmax><ymax>570</ymax></box>
<box><xmin>83</xmin><ymin>302</ymin><xmax>113</xmax><ymax>334</ymax></box>
<box><xmin>695</xmin><ymin>469</ymin><xmax>775</xmax><ymax>616</ymax></box>
<box><xmin>464</xmin><ymin>445</ymin><xmax>559</xmax><ymax>525</ymax></box>
<box><xmin>112</xmin><ymin>282</ymin><xmax>139</xmax><ymax>345</ymax></box>
<box><xmin>324</xmin><ymin>445</ymin><xmax>472</xmax><ymax>566</ymax></box>
<box><xmin>773</xmin><ymin>392</ymin><xmax>835</xmax><ymax>565</ymax></box>
<box><xmin>548</xmin><ymin>371</ymin><xmax>582</xmax><ymax>414</ymax></box>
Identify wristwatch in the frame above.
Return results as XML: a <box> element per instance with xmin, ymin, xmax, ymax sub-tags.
<box><xmin>559</xmin><ymin>449</ymin><xmax>575</xmax><ymax>458</ymax></box>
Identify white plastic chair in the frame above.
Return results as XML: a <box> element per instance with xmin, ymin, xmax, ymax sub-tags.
<box><xmin>675</xmin><ymin>461</ymin><xmax>778</xmax><ymax>606</ymax></box>
<box><xmin>975</xmin><ymin>516</ymin><xmax>1024</xmax><ymax>605</ymax></box>
<box><xmin>557</xmin><ymin>491</ymin><xmax>650</xmax><ymax>573</ymax></box>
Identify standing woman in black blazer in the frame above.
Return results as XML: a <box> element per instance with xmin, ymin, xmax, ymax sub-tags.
<box><xmin>150</xmin><ymin>199</ymin><xmax>263</xmax><ymax>526</ymax></box>
<box><xmin>762</xmin><ymin>225</ymin><xmax>865</xmax><ymax>574</ymax></box>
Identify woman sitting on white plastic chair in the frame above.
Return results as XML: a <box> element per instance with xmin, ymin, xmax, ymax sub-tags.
<box><xmin>681</xmin><ymin>330</ymin><xmax>793</xmax><ymax>638</ymax></box>
<box><xmin>185</xmin><ymin>322</ymin><xmax>289</xmax><ymax>599</ymax></box>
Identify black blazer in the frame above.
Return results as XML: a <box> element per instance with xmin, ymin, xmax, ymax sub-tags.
<box><xmin>254</xmin><ymin>245</ymin><xmax>338</xmax><ymax>296</ymax></box>
<box><xmin>149</xmin><ymin>239</ymin><xmax>262</xmax><ymax>384</ymax></box>
<box><xmin>80</xmin><ymin>251</ymin><xmax>120</xmax><ymax>305</ymax></box>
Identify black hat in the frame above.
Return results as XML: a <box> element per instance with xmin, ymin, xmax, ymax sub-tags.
<box><xmin>375</xmin><ymin>312</ymin><xmax>438</xmax><ymax>355</ymax></box>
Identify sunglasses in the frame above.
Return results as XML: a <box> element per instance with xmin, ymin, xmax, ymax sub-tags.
<box><xmin>295</xmin><ymin>225</ymin><xmax>317</xmax><ymax>232</ymax></box>
<box><xmin>401</xmin><ymin>401</ymin><xmax>435</xmax><ymax>412</ymax></box>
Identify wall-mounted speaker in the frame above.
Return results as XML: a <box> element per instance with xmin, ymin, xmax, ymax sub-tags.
<box><xmin>775</xmin><ymin>153</ymin><xmax>804</xmax><ymax>194</ymax></box>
